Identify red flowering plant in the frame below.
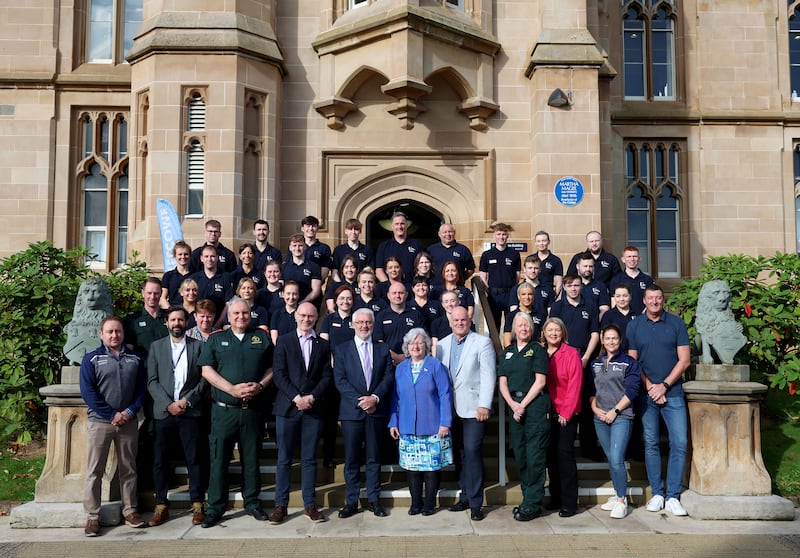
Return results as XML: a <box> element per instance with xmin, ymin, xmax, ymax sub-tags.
<box><xmin>667</xmin><ymin>253</ymin><xmax>800</xmax><ymax>391</ymax></box>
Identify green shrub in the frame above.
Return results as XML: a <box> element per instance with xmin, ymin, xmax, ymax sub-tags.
<box><xmin>0</xmin><ymin>243</ymin><xmax>152</xmax><ymax>445</ymax></box>
<box><xmin>668</xmin><ymin>253</ymin><xmax>800</xmax><ymax>389</ymax></box>
<box><xmin>0</xmin><ymin>242</ymin><xmax>90</xmax><ymax>444</ymax></box>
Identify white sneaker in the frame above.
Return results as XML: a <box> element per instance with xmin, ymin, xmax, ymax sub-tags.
<box><xmin>600</xmin><ymin>496</ymin><xmax>616</xmax><ymax>511</ymax></box>
<box><xmin>646</xmin><ymin>494</ymin><xmax>664</xmax><ymax>512</ymax></box>
<box><xmin>609</xmin><ymin>499</ymin><xmax>628</xmax><ymax>519</ymax></box>
<box><xmin>665</xmin><ymin>497</ymin><xmax>688</xmax><ymax>516</ymax></box>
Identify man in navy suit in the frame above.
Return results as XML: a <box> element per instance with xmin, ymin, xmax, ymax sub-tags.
<box><xmin>435</xmin><ymin>306</ymin><xmax>496</xmax><ymax>521</ymax></box>
<box><xmin>334</xmin><ymin>308</ymin><xmax>395</xmax><ymax>518</ymax></box>
<box><xmin>269</xmin><ymin>302</ymin><xmax>332</xmax><ymax>524</ymax></box>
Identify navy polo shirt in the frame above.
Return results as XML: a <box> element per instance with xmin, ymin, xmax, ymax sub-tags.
<box><xmin>600</xmin><ymin>306</ymin><xmax>638</xmax><ymax>352</ymax></box>
<box><xmin>568</xmin><ymin>249</ymin><xmax>621</xmax><ymax>289</ymax></box>
<box><xmin>374</xmin><ymin>306</ymin><xmax>425</xmax><ymax>353</ymax></box>
<box><xmin>220</xmin><ymin>304</ymin><xmax>270</xmax><ymax>330</ymax></box>
<box><xmin>582</xmin><ymin>279</ymin><xmax>610</xmax><ymax>310</ymax></box>
<box><xmin>254</xmin><ymin>243</ymin><xmax>282</xmax><ymax>272</ymax></box>
<box><xmin>269</xmin><ymin>307</ymin><xmax>297</xmax><ymax>338</ymax></box>
<box><xmin>189</xmin><ymin>270</ymin><xmax>233</xmax><ymax>316</ymax></box>
<box><xmin>626</xmin><ymin>311</ymin><xmax>690</xmax><ymax>390</ymax></box>
<box><xmin>190</xmin><ymin>242</ymin><xmax>237</xmax><ymax>274</ymax></box>
<box><xmin>407</xmin><ymin>299</ymin><xmax>444</xmax><ymax>333</ymax></box>
<box><xmin>503</xmin><ymin>308</ymin><xmax>544</xmax><ymax>340</ymax></box>
<box><xmin>161</xmin><ymin>268</ymin><xmax>191</xmax><ymax>306</ymax></box>
<box><xmin>479</xmin><ymin>247</ymin><xmax>520</xmax><ymax>289</ymax></box>
<box><xmin>427</xmin><ymin>242</ymin><xmax>476</xmax><ymax>285</ymax></box>
<box><xmin>332</xmin><ymin>242</ymin><xmax>374</xmax><ymax>272</ymax></box>
<box><xmin>507</xmin><ymin>281</ymin><xmax>554</xmax><ymax>314</ymax></box>
<box><xmin>611</xmin><ymin>270</ymin><xmax>654</xmax><ymax>315</ymax></box>
<box><xmin>353</xmin><ymin>295</ymin><xmax>388</xmax><ymax>315</ymax></box>
<box><xmin>286</xmin><ymin>239</ymin><xmax>332</xmax><ymax>271</ymax></box>
<box><xmin>230</xmin><ymin>266</ymin><xmax>265</xmax><ymax>291</ymax></box>
<box><xmin>257</xmin><ymin>287</ymin><xmax>283</xmax><ymax>312</ymax></box>
<box><xmin>430</xmin><ymin>285</ymin><xmax>475</xmax><ymax>309</ymax></box>
<box><xmin>319</xmin><ymin>312</ymin><xmax>355</xmax><ymax>353</ymax></box>
<box><xmin>281</xmin><ymin>259</ymin><xmax>321</xmax><ymax>301</ymax></box>
<box><xmin>324</xmin><ymin>280</ymin><xmax>361</xmax><ymax>304</ymax></box>
<box><xmin>536</xmin><ymin>252</ymin><xmax>563</xmax><ymax>290</ymax></box>
<box><xmin>375</xmin><ymin>238</ymin><xmax>425</xmax><ymax>282</ymax></box>
<box><xmin>548</xmin><ymin>295</ymin><xmax>600</xmax><ymax>354</ymax></box>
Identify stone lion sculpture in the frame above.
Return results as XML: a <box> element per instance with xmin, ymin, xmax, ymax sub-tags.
<box><xmin>63</xmin><ymin>277</ymin><xmax>114</xmax><ymax>365</ymax></box>
<box><xmin>695</xmin><ymin>279</ymin><xmax>747</xmax><ymax>365</ymax></box>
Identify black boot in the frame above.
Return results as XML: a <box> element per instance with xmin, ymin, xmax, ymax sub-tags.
<box><xmin>407</xmin><ymin>471</ymin><xmax>423</xmax><ymax>515</ymax></box>
<box><xmin>422</xmin><ymin>471</ymin><xmax>440</xmax><ymax>515</ymax></box>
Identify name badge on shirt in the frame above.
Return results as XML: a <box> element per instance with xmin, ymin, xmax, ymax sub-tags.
<box><xmin>332</xmin><ymin>322</ymin><xmax>342</xmax><ymax>328</ymax></box>
<box><xmin>138</xmin><ymin>321</ymin><xmax>146</xmax><ymax>327</ymax></box>
<box><xmin>505</xmin><ymin>352</ymin><xmax>513</xmax><ymax>360</ymax></box>
<box><xmin>221</xmin><ymin>341</ymin><xmax>229</xmax><ymax>346</ymax></box>
<box><xmin>383</xmin><ymin>319</ymin><xmax>392</xmax><ymax>325</ymax></box>
<box><xmin>489</xmin><ymin>259</ymin><xmax>497</xmax><ymax>264</ymax></box>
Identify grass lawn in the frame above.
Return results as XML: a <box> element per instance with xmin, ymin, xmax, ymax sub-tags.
<box><xmin>0</xmin><ymin>444</ymin><xmax>45</xmax><ymax>506</ymax></box>
<box><xmin>762</xmin><ymin>388</ymin><xmax>800</xmax><ymax>498</ymax></box>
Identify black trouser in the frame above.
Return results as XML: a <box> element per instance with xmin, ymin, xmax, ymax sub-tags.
<box><xmin>407</xmin><ymin>470</ymin><xmax>440</xmax><ymax>512</ymax></box>
<box><xmin>547</xmin><ymin>415</ymin><xmax>579</xmax><ymax>512</ymax></box>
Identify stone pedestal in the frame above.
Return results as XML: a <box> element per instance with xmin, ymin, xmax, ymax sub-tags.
<box><xmin>10</xmin><ymin>366</ymin><xmax>121</xmax><ymax>528</ymax></box>
<box><xmin>683</xmin><ymin>364</ymin><xmax>794</xmax><ymax>520</ymax></box>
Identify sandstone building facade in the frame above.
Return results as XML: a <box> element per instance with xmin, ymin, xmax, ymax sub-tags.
<box><xmin>1</xmin><ymin>0</ymin><xmax>799</xmax><ymax>285</ymax></box>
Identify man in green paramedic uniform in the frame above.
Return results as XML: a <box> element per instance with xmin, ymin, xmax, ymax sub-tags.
<box><xmin>199</xmin><ymin>299</ymin><xmax>273</xmax><ymax>527</ymax></box>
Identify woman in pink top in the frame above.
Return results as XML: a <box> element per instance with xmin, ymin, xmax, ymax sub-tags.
<box><xmin>542</xmin><ymin>317</ymin><xmax>583</xmax><ymax>517</ymax></box>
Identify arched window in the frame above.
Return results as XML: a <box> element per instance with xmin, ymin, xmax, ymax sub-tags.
<box><xmin>184</xmin><ymin>91</ymin><xmax>207</xmax><ymax>216</ymax></box>
<box><xmin>78</xmin><ymin>111</ymin><xmax>130</xmax><ymax>269</ymax></box>
<box><xmin>625</xmin><ymin>141</ymin><xmax>684</xmax><ymax>278</ymax></box>
<box><xmin>622</xmin><ymin>0</ymin><xmax>677</xmax><ymax>100</ymax></box>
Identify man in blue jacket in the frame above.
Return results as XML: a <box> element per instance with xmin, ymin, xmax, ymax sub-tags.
<box><xmin>79</xmin><ymin>315</ymin><xmax>147</xmax><ymax>537</ymax></box>
<box><xmin>334</xmin><ymin>308</ymin><xmax>395</xmax><ymax>518</ymax></box>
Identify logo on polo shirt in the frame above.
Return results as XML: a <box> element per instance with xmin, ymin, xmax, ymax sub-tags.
<box><xmin>358</xmin><ymin>253</ymin><xmax>367</xmax><ymax>261</ymax></box>
<box><xmin>505</xmin><ymin>258</ymin><xmax>513</xmax><ymax>266</ymax></box>
<box><xmin>545</xmin><ymin>262</ymin><xmax>553</xmax><ymax>269</ymax></box>
<box><xmin>250</xmin><ymin>335</ymin><xmax>262</xmax><ymax>344</ymax></box>
<box><xmin>303</xmin><ymin>269</ymin><xmax>311</xmax><ymax>276</ymax></box>
<box><xmin>313</xmin><ymin>250</ymin><xmax>321</xmax><ymax>258</ymax></box>
<box><xmin>452</xmin><ymin>250</ymin><xmax>461</xmax><ymax>258</ymax></box>
<box><xmin>405</xmin><ymin>317</ymin><xmax>416</xmax><ymax>326</ymax></box>
<box><xmin>214</xmin><ymin>284</ymin><xmax>223</xmax><ymax>293</ymax></box>
<box><xmin>639</xmin><ymin>281</ymin><xmax>647</xmax><ymax>290</ymax></box>
<box><xmin>581</xmin><ymin>310</ymin><xmax>590</xmax><ymax>320</ymax></box>
<box><xmin>524</xmin><ymin>348</ymin><xmax>535</xmax><ymax>357</ymax></box>
<box><xmin>592</xmin><ymin>287</ymin><xmax>601</xmax><ymax>296</ymax></box>
<box><xmin>600</xmin><ymin>261</ymin><xmax>610</xmax><ymax>268</ymax></box>
<box><xmin>408</xmin><ymin>246</ymin><xmax>417</xmax><ymax>254</ymax></box>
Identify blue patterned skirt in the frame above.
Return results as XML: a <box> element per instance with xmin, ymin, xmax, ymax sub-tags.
<box><xmin>398</xmin><ymin>433</ymin><xmax>454</xmax><ymax>471</ymax></box>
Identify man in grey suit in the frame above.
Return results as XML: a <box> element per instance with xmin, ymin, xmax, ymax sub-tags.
<box><xmin>146</xmin><ymin>306</ymin><xmax>207</xmax><ymax>527</ymax></box>
<box><xmin>435</xmin><ymin>306</ymin><xmax>496</xmax><ymax>520</ymax></box>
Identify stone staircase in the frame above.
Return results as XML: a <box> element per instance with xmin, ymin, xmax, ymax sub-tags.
<box><xmin>139</xmin><ymin>421</ymin><xmax>650</xmax><ymax>511</ymax></box>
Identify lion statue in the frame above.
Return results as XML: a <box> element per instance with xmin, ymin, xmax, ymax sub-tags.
<box><xmin>63</xmin><ymin>277</ymin><xmax>114</xmax><ymax>365</ymax></box>
<box><xmin>695</xmin><ymin>279</ymin><xmax>747</xmax><ymax>365</ymax></box>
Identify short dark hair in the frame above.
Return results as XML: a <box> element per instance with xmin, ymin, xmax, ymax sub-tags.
<box><xmin>142</xmin><ymin>276</ymin><xmax>163</xmax><ymax>289</ymax></box>
<box><xmin>578</xmin><ymin>251</ymin><xmax>594</xmax><ymax>263</ymax></box>
<box><xmin>612</xmin><ymin>283</ymin><xmax>632</xmax><ymax>295</ymax></box>
<box><xmin>645</xmin><ymin>283</ymin><xmax>664</xmax><ymax>296</ymax></box>
<box><xmin>254</xmin><ymin>219</ymin><xmax>270</xmax><ymax>228</ymax></box>
<box><xmin>166</xmin><ymin>305</ymin><xmax>189</xmax><ymax>320</ymax></box>
<box><xmin>301</xmin><ymin>215</ymin><xmax>320</xmax><ymax>227</ymax></box>
<box><xmin>100</xmin><ymin>315</ymin><xmax>123</xmax><ymax>329</ymax></box>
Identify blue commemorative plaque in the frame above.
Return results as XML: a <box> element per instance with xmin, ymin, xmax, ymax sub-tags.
<box><xmin>554</xmin><ymin>176</ymin><xmax>584</xmax><ymax>207</ymax></box>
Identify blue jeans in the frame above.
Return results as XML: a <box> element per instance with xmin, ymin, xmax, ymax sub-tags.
<box><xmin>640</xmin><ymin>392</ymin><xmax>687</xmax><ymax>500</ymax></box>
<box><xmin>594</xmin><ymin>416</ymin><xmax>632</xmax><ymax>499</ymax></box>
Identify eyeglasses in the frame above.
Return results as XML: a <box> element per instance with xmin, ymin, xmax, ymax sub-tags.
<box><xmin>353</xmin><ymin>320</ymin><xmax>373</xmax><ymax>326</ymax></box>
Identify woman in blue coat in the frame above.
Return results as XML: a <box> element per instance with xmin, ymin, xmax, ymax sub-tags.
<box><xmin>388</xmin><ymin>328</ymin><xmax>452</xmax><ymax>516</ymax></box>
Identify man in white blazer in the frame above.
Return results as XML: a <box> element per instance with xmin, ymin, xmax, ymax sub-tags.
<box><xmin>435</xmin><ymin>306</ymin><xmax>496</xmax><ymax>520</ymax></box>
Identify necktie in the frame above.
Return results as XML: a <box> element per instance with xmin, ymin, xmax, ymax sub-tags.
<box><xmin>362</xmin><ymin>341</ymin><xmax>372</xmax><ymax>389</ymax></box>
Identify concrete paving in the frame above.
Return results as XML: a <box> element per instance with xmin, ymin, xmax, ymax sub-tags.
<box><xmin>1</xmin><ymin>504</ymin><xmax>800</xmax><ymax>557</ymax></box>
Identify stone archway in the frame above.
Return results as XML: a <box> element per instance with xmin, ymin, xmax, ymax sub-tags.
<box><xmin>365</xmin><ymin>199</ymin><xmax>444</xmax><ymax>252</ymax></box>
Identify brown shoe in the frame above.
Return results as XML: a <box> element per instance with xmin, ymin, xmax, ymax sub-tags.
<box><xmin>124</xmin><ymin>511</ymin><xmax>146</xmax><ymax>528</ymax></box>
<box><xmin>84</xmin><ymin>518</ymin><xmax>100</xmax><ymax>537</ymax></box>
<box><xmin>268</xmin><ymin>505</ymin><xmax>287</xmax><ymax>525</ymax></box>
<box><xmin>191</xmin><ymin>502</ymin><xmax>206</xmax><ymax>526</ymax></box>
<box><xmin>147</xmin><ymin>504</ymin><xmax>169</xmax><ymax>527</ymax></box>
<box><xmin>304</xmin><ymin>505</ymin><xmax>326</xmax><ymax>522</ymax></box>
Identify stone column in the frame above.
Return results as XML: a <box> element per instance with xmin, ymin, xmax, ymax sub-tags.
<box><xmin>9</xmin><ymin>366</ymin><xmax>120</xmax><ymax>528</ymax></box>
<box><xmin>682</xmin><ymin>364</ymin><xmax>794</xmax><ymax>520</ymax></box>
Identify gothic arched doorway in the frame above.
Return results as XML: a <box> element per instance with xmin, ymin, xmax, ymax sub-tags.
<box><xmin>365</xmin><ymin>200</ymin><xmax>443</xmax><ymax>253</ymax></box>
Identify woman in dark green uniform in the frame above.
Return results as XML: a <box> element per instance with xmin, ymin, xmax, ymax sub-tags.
<box><xmin>498</xmin><ymin>312</ymin><xmax>550</xmax><ymax>521</ymax></box>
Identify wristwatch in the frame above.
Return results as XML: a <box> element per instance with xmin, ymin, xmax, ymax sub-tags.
<box><xmin>613</xmin><ymin>407</ymin><xmax>621</xmax><ymax>415</ymax></box>
<box><xmin>662</xmin><ymin>380</ymin><xmax>671</xmax><ymax>391</ymax></box>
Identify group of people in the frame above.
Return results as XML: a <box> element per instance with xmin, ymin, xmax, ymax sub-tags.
<box><xmin>78</xmin><ymin>215</ymin><xmax>691</xmax><ymax>537</ymax></box>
